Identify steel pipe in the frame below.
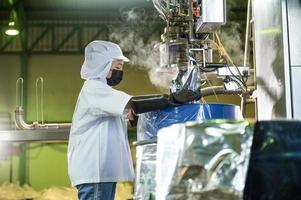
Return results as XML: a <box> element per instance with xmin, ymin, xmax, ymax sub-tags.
<box><xmin>15</xmin><ymin>106</ymin><xmax>71</xmax><ymax>130</ymax></box>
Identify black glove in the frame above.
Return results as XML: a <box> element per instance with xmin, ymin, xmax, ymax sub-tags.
<box><xmin>130</xmin><ymin>94</ymin><xmax>171</xmax><ymax>114</ymax></box>
<box><xmin>169</xmin><ymin>89</ymin><xmax>201</xmax><ymax>104</ymax></box>
<box><xmin>130</xmin><ymin>89</ymin><xmax>201</xmax><ymax>114</ymax></box>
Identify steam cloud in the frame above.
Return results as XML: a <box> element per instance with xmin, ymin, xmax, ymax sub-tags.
<box><xmin>220</xmin><ymin>22</ymin><xmax>244</xmax><ymax>65</ymax></box>
<box><xmin>219</xmin><ymin>0</ymin><xmax>247</xmax><ymax>65</ymax></box>
<box><xmin>108</xmin><ymin>8</ymin><xmax>173</xmax><ymax>90</ymax></box>
<box><xmin>108</xmin><ymin>5</ymin><xmax>246</xmax><ymax>90</ymax></box>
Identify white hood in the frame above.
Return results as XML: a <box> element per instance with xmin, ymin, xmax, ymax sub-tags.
<box><xmin>80</xmin><ymin>40</ymin><xmax>129</xmax><ymax>81</ymax></box>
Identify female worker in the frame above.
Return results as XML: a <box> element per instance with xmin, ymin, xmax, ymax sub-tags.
<box><xmin>67</xmin><ymin>40</ymin><xmax>200</xmax><ymax>200</ymax></box>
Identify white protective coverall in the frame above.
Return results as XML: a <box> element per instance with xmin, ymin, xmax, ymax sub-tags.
<box><xmin>67</xmin><ymin>41</ymin><xmax>134</xmax><ymax>186</ymax></box>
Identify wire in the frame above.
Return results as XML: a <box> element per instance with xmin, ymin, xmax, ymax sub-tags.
<box><xmin>188</xmin><ymin>32</ymin><xmax>248</xmax><ymax>92</ymax></box>
<box><xmin>214</xmin><ymin>32</ymin><xmax>247</xmax><ymax>85</ymax></box>
<box><xmin>205</xmin><ymin>32</ymin><xmax>248</xmax><ymax>91</ymax></box>
<box><xmin>201</xmin><ymin>80</ymin><xmax>207</xmax><ymax>86</ymax></box>
<box><xmin>225</xmin><ymin>75</ymin><xmax>245</xmax><ymax>90</ymax></box>
<box><xmin>225</xmin><ymin>62</ymin><xmax>247</xmax><ymax>91</ymax></box>
<box><xmin>203</xmin><ymin>73</ymin><xmax>220</xmax><ymax>103</ymax></box>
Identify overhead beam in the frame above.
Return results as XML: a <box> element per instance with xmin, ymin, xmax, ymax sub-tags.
<box><xmin>28</xmin><ymin>27</ymin><xmax>51</xmax><ymax>51</ymax></box>
<box><xmin>0</xmin><ymin>21</ymin><xmax>164</xmax><ymax>54</ymax></box>
<box><xmin>53</xmin><ymin>26</ymin><xmax>79</xmax><ymax>52</ymax></box>
<box><xmin>90</xmin><ymin>28</ymin><xmax>107</xmax><ymax>44</ymax></box>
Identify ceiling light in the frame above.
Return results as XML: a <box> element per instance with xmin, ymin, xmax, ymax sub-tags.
<box><xmin>5</xmin><ymin>21</ymin><xmax>19</xmax><ymax>36</ymax></box>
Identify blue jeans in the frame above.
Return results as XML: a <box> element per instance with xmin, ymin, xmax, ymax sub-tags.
<box><xmin>76</xmin><ymin>182</ymin><xmax>116</xmax><ymax>200</ymax></box>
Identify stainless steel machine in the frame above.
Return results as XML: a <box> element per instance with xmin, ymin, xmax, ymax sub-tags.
<box><xmin>152</xmin><ymin>0</ymin><xmax>250</xmax><ymax>96</ymax></box>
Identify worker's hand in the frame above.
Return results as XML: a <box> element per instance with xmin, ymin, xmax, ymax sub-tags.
<box><xmin>128</xmin><ymin>109</ymin><xmax>138</xmax><ymax>127</ymax></box>
<box><xmin>125</xmin><ymin>109</ymin><xmax>134</xmax><ymax>120</ymax></box>
<box><xmin>169</xmin><ymin>88</ymin><xmax>201</xmax><ymax>104</ymax></box>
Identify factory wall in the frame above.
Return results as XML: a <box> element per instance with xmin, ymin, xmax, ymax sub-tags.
<box><xmin>0</xmin><ymin>54</ymin><xmax>162</xmax><ymax>120</ymax></box>
<box><xmin>0</xmin><ymin>55</ymin><xmax>20</xmax><ymax>120</ymax></box>
<box><xmin>0</xmin><ymin>54</ymin><xmax>255</xmax><ymax>191</ymax></box>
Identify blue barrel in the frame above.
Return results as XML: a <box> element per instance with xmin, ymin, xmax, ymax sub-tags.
<box><xmin>137</xmin><ymin>103</ymin><xmax>242</xmax><ymax>140</ymax></box>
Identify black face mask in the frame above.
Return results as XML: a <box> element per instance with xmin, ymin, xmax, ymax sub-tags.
<box><xmin>106</xmin><ymin>69</ymin><xmax>123</xmax><ymax>86</ymax></box>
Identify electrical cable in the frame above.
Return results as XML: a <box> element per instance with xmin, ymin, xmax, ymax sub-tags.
<box><xmin>225</xmin><ymin>62</ymin><xmax>247</xmax><ymax>92</ymax></box>
<box><xmin>214</xmin><ymin>32</ymin><xmax>247</xmax><ymax>85</ymax></box>
<box><xmin>203</xmin><ymin>73</ymin><xmax>220</xmax><ymax>102</ymax></box>
<box><xmin>188</xmin><ymin>33</ymin><xmax>248</xmax><ymax>93</ymax></box>
<box><xmin>204</xmin><ymin>33</ymin><xmax>248</xmax><ymax>91</ymax></box>
<box><xmin>201</xmin><ymin>97</ymin><xmax>207</xmax><ymax>103</ymax></box>
<box><xmin>225</xmin><ymin>75</ymin><xmax>245</xmax><ymax>90</ymax></box>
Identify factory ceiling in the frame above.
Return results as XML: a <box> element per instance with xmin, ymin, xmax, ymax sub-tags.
<box><xmin>0</xmin><ymin>0</ymin><xmax>246</xmax><ymax>21</ymax></box>
<box><xmin>0</xmin><ymin>0</ymin><xmax>156</xmax><ymax>21</ymax></box>
<box><xmin>0</xmin><ymin>0</ymin><xmax>247</xmax><ymax>55</ymax></box>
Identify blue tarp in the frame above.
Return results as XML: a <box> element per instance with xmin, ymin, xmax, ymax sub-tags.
<box><xmin>137</xmin><ymin>103</ymin><xmax>243</xmax><ymax>140</ymax></box>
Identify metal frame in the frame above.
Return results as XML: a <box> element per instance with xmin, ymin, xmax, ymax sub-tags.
<box><xmin>0</xmin><ymin>19</ymin><xmax>164</xmax><ymax>55</ymax></box>
<box><xmin>0</xmin><ymin>21</ymin><xmax>111</xmax><ymax>54</ymax></box>
<box><xmin>281</xmin><ymin>0</ymin><xmax>293</xmax><ymax>118</ymax></box>
<box><xmin>0</xmin><ymin>129</ymin><xmax>69</xmax><ymax>142</ymax></box>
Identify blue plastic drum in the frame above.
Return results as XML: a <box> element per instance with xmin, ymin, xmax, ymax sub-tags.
<box><xmin>137</xmin><ymin>103</ymin><xmax>243</xmax><ymax>140</ymax></box>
